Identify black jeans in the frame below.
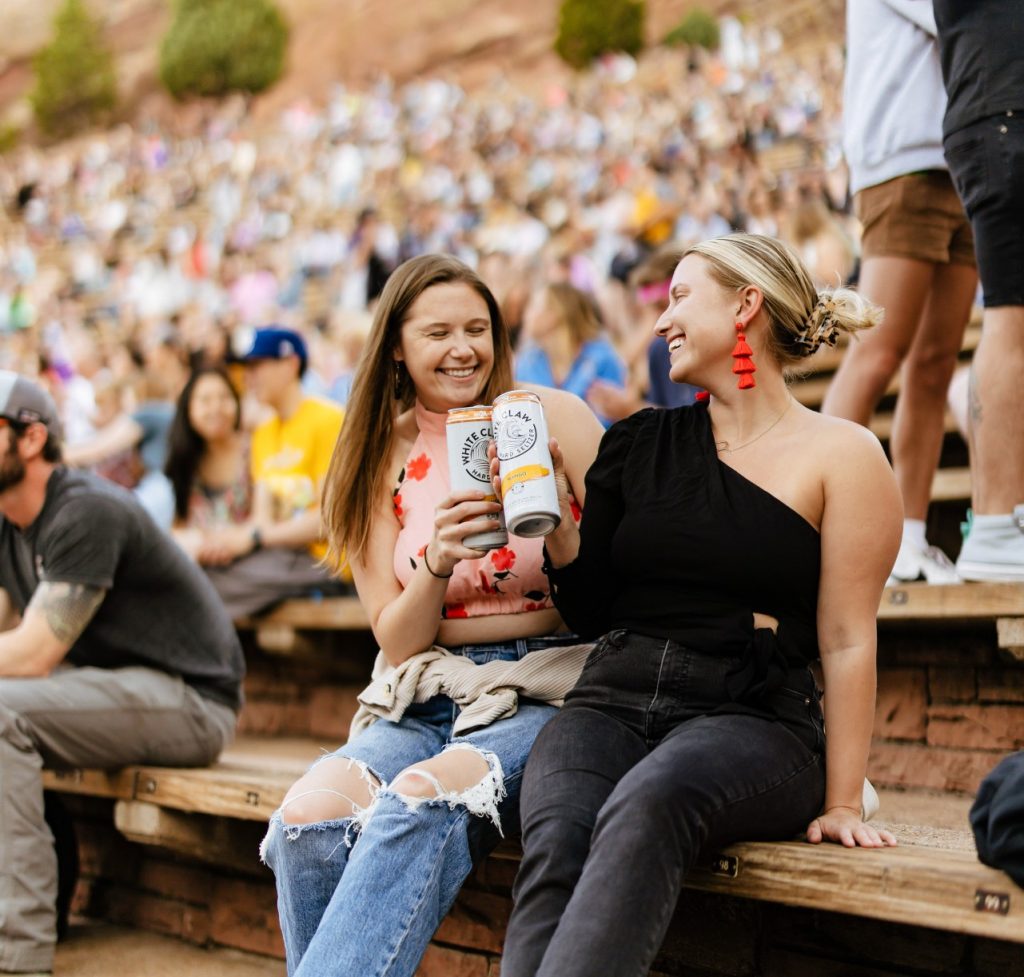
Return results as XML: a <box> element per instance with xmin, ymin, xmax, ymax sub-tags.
<box><xmin>501</xmin><ymin>629</ymin><xmax>826</xmax><ymax>977</ymax></box>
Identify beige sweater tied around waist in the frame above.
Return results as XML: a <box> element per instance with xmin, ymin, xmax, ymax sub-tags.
<box><xmin>350</xmin><ymin>641</ymin><xmax>594</xmax><ymax>739</ymax></box>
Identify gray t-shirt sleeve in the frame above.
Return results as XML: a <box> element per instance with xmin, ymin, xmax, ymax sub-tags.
<box><xmin>39</xmin><ymin>495</ymin><xmax>122</xmax><ymax>590</ymax></box>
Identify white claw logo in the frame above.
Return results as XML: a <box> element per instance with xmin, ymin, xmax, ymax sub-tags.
<box><xmin>496</xmin><ymin>412</ymin><xmax>538</xmax><ymax>460</ymax></box>
<box><xmin>461</xmin><ymin>436</ymin><xmax>491</xmax><ymax>483</ymax></box>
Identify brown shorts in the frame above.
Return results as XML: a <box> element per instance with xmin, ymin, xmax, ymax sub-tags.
<box><xmin>855</xmin><ymin>171</ymin><xmax>976</xmax><ymax>266</ymax></box>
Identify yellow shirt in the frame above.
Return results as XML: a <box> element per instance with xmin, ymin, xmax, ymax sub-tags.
<box><xmin>251</xmin><ymin>397</ymin><xmax>344</xmax><ymax>562</ymax></box>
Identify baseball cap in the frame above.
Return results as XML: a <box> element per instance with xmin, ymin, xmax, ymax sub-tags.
<box><xmin>232</xmin><ymin>326</ymin><xmax>308</xmax><ymax>374</ymax></box>
<box><xmin>0</xmin><ymin>371</ymin><xmax>63</xmax><ymax>441</ymax></box>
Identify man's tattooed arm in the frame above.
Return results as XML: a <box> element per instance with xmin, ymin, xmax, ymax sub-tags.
<box><xmin>26</xmin><ymin>581</ymin><xmax>106</xmax><ymax>646</ymax></box>
<box><xmin>0</xmin><ymin>581</ymin><xmax>106</xmax><ymax>676</ymax></box>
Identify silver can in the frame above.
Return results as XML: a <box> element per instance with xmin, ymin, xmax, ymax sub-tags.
<box><xmin>493</xmin><ymin>390</ymin><xmax>561</xmax><ymax>538</ymax></box>
<box><xmin>446</xmin><ymin>405</ymin><xmax>508</xmax><ymax>551</ymax></box>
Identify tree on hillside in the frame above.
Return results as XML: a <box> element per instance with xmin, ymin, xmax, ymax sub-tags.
<box><xmin>160</xmin><ymin>0</ymin><xmax>289</xmax><ymax>100</ymax></box>
<box><xmin>555</xmin><ymin>0</ymin><xmax>646</xmax><ymax>70</ymax></box>
<box><xmin>665</xmin><ymin>8</ymin><xmax>721</xmax><ymax>51</ymax></box>
<box><xmin>30</xmin><ymin>0</ymin><xmax>117</xmax><ymax>138</ymax></box>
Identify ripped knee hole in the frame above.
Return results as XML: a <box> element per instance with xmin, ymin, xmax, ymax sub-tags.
<box><xmin>279</xmin><ymin>758</ymin><xmax>380</xmax><ymax>825</ymax></box>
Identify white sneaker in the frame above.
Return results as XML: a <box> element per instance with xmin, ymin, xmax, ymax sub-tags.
<box><xmin>887</xmin><ymin>540</ymin><xmax>961</xmax><ymax>585</ymax></box>
<box><xmin>862</xmin><ymin>779</ymin><xmax>880</xmax><ymax>822</ymax></box>
<box><xmin>956</xmin><ymin>505</ymin><xmax>1024</xmax><ymax>582</ymax></box>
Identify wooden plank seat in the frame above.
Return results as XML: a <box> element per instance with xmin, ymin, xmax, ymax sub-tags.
<box><xmin>41</xmin><ymin>737</ymin><xmax>1024</xmax><ymax>944</ymax></box>
<box><xmin>235</xmin><ymin>595</ymin><xmax>373</xmax><ymax>654</ymax></box>
<box><xmin>878</xmin><ymin>581</ymin><xmax>1024</xmax><ymax>623</ymax></box>
<box><xmin>235</xmin><ymin>596</ymin><xmax>369</xmax><ymax>632</ymax></box>
<box><xmin>931</xmin><ymin>466</ymin><xmax>971</xmax><ymax>504</ymax></box>
<box><xmin>231</xmin><ymin>580</ymin><xmax>1023</xmax><ymax>639</ymax></box>
<box><xmin>43</xmin><ymin>736</ymin><xmax>327</xmax><ymax>822</ymax></box>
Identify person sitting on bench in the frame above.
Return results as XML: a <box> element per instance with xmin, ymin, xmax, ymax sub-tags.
<box><xmin>0</xmin><ymin>371</ymin><xmax>244</xmax><ymax>977</ymax></box>
<box><xmin>499</xmin><ymin>234</ymin><xmax>901</xmax><ymax>977</ymax></box>
<box><xmin>261</xmin><ymin>254</ymin><xmax>603</xmax><ymax>977</ymax></box>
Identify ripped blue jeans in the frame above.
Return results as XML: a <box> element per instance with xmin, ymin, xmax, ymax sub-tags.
<box><xmin>261</xmin><ymin>637</ymin><xmax>568</xmax><ymax>977</ymax></box>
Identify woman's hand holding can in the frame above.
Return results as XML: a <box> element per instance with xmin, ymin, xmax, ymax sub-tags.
<box><xmin>425</xmin><ymin>490</ymin><xmax>504</xmax><ymax>577</ymax></box>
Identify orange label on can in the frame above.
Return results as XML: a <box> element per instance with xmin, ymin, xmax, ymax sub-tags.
<box><xmin>501</xmin><ymin>464</ymin><xmax>551</xmax><ymax>496</ymax></box>
<box><xmin>447</xmin><ymin>406</ymin><xmax>493</xmax><ymax>425</ymax></box>
<box><xmin>494</xmin><ymin>389</ymin><xmax>540</xmax><ymax>406</ymax></box>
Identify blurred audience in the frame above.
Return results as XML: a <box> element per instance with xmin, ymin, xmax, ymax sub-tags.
<box><xmin>0</xmin><ymin>15</ymin><xmax>867</xmax><ymax>611</ymax></box>
<box><xmin>516</xmin><ymin>283</ymin><xmax>627</xmax><ymax>427</ymax></box>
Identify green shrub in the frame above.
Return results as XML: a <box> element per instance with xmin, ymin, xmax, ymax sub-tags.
<box><xmin>665</xmin><ymin>8</ymin><xmax>721</xmax><ymax>51</ymax></box>
<box><xmin>30</xmin><ymin>0</ymin><xmax>117</xmax><ymax>138</ymax></box>
<box><xmin>159</xmin><ymin>0</ymin><xmax>288</xmax><ymax>99</ymax></box>
<box><xmin>0</xmin><ymin>124</ymin><xmax>21</xmax><ymax>155</ymax></box>
<box><xmin>555</xmin><ymin>0</ymin><xmax>645</xmax><ymax>70</ymax></box>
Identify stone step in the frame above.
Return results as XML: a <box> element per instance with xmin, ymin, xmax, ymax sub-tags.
<box><xmin>57</xmin><ymin>920</ymin><xmax>281</xmax><ymax>977</ymax></box>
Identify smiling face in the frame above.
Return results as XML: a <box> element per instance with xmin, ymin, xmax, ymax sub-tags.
<box><xmin>655</xmin><ymin>254</ymin><xmax>742</xmax><ymax>387</ymax></box>
<box><xmin>394</xmin><ymin>282</ymin><xmax>495</xmax><ymax>412</ymax></box>
<box><xmin>187</xmin><ymin>372</ymin><xmax>239</xmax><ymax>444</ymax></box>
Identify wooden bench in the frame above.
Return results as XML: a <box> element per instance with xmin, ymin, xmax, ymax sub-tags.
<box><xmin>42</xmin><ymin>735</ymin><xmax>1024</xmax><ymax>947</ymax></box>
<box><xmin>234</xmin><ymin>581</ymin><xmax>1024</xmax><ymax>634</ymax></box>
<box><xmin>230</xmin><ymin>580</ymin><xmax>1024</xmax><ymax>670</ymax></box>
<box><xmin>44</xmin><ymin>578</ymin><xmax>1024</xmax><ymax>964</ymax></box>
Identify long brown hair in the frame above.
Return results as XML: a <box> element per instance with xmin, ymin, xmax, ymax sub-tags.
<box><xmin>322</xmin><ymin>254</ymin><xmax>514</xmax><ymax>565</ymax></box>
<box><xmin>540</xmin><ymin>282</ymin><xmax>602</xmax><ymax>348</ymax></box>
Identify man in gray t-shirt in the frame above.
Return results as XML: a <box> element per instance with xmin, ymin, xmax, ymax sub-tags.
<box><xmin>0</xmin><ymin>371</ymin><xmax>244</xmax><ymax>975</ymax></box>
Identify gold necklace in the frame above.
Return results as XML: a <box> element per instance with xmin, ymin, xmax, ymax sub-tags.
<box><xmin>714</xmin><ymin>398</ymin><xmax>794</xmax><ymax>453</ymax></box>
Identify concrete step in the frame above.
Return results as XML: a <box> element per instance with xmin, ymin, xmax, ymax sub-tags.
<box><xmin>57</xmin><ymin>920</ymin><xmax>282</xmax><ymax>976</ymax></box>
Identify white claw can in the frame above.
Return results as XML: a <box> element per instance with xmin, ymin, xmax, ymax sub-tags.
<box><xmin>493</xmin><ymin>390</ymin><xmax>561</xmax><ymax>538</ymax></box>
<box><xmin>446</xmin><ymin>405</ymin><xmax>508</xmax><ymax>551</ymax></box>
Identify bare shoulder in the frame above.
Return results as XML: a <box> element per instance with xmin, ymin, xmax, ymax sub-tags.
<box><xmin>520</xmin><ymin>384</ymin><xmax>600</xmax><ymax>433</ymax></box>
<box><xmin>799</xmin><ymin>411</ymin><xmax>895</xmax><ymax>504</ymax></box>
<box><xmin>802</xmin><ymin>409</ymin><xmax>888</xmax><ymax>466</ymax></box>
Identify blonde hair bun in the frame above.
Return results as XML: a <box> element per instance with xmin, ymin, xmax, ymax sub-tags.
<box><xmin>794</xmin><ymin>287</ymin><xmax>882</xmax><ymax>358</ymax></box>
<box><xmin>684</xmin><ymin>233</ymin><xmax>883</xmax><ymax>367</ymax></box>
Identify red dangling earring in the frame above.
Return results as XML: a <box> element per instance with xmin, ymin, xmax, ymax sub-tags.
<box><xmin>695</xmin><ymin>390</ymin><xmax>710</xmax><ymax>403</ymax></box>
<box><xmin>732</xmin><ymin>322</ymin><xmax>756</xmax><ymax>390</ymax></box>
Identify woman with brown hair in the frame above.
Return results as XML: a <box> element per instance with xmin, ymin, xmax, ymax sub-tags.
<box><xmin>261</xmin><ymin>254</ymin><xmax>603</xmax><ymax>977</ymax></box>
<box><xmin>516</xmin><ymin>282</ymin><xmax>627</xmax><ymax>427</ymax></box>
<box><xmin>500</xmin><ymin>234</ymin><xmax>900</xmax><ymax>977</ymax></box>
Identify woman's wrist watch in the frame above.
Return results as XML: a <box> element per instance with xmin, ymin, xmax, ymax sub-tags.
<box><xmin>250</xmin><ymin>526</ymin><xmax>263</xmax><ymax>552</ymax></box>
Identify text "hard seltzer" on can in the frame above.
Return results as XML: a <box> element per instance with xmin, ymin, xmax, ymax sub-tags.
<box><xmin>493</xmin><ymin>390</ymin><xmax>561</xmax><ymax>538</ymax></box>
<box><xmin>446</xmin><ymin>405</ymin><xmax>509</xmax><ymax>550</ymax></box>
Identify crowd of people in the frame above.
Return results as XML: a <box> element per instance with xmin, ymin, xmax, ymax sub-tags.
<box><xmin>0</xmin><ymin>20</ymin><xmax>860</xmax><ymax>601</ymax></box>
<box><xmin>2</xmin><ymin>6</ymin><xmax>1023</xmax><ymax>977</ymax></box>
<box><xmin>0</xmin><ymin>32</ymin><xmax>849</xmax><ymax>401</ymax></box>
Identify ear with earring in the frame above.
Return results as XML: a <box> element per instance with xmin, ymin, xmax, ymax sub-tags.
<box><xmin>732</xmin><ymin>321</ymin><xmax>756</xmax><ymax>390</ymax></box>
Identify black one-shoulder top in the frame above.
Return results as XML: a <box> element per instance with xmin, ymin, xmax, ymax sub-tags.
<box><xmin>546</xmin><ymin>402</ymin><xmax>821</xmax><ymax>681</ymax></box>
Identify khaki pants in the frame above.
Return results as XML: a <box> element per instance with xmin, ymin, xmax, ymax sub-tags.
<box><xmin>0</xmin><ymin>666</ymin><xmax>237</xmax><ymax>973</ymax></box>
<box><xmin>203</xmin><ymin>546</ymin><xmax>347</xmax><ymax>620</ymax></box>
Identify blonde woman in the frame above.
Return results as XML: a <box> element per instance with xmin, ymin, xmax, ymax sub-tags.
<box><xmin>501</xmin><ymin>234</ymin><xmax>901</xmax><ymax>977</ymax></box>
<box><xmin>261</xmin><ymin>255</ymin><xmax>603</xmax><ymax>977</ymax></box>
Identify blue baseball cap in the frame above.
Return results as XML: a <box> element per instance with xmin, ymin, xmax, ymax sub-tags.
<box><xmin>233</xmin><ymin>326</ymin><xmax>308</xmax><ymax>375</ymax></box>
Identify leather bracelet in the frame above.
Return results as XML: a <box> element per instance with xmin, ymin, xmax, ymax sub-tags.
<box><xmin>423</xmin><ymin>546</ymin><xmax>453</xmax><ymax>579</ymax></box>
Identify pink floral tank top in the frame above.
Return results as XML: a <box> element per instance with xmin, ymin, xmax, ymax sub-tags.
<box><xmin>392</xmin><ymin>401</ymin><xmax>582</xmax><ymax>620</ymax></box>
